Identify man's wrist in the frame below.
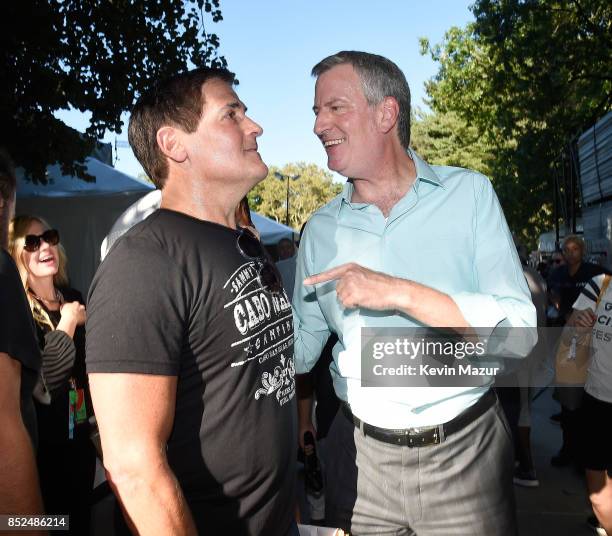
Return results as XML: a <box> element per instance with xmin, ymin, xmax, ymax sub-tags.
<box><xmin>393</xmin><ymin>278</ymin><xmax>413</xmax><ymax>313</ymax></box>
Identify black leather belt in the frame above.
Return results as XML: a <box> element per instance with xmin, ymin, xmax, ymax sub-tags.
<box><xmin>341</xmin><ymin>389</ymin><xmax>497</xmax><ymax>447</ymax></box>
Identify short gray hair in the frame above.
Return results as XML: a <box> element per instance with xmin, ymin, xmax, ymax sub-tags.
<box><xmin>311</xmin><ymin>51</ymin><xmax>411</xmax><ymax>149</ymax></box>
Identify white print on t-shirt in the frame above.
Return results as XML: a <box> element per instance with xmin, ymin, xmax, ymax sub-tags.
<box><xmin>224</xmin><ymin>262</ymin><xmax>293</xmax><ymax>366</ymax></box>
<box><xmin>223</xmin><ymin>261</ymin><xmax>295</xmax><ymax>406</ymax></box>
<box><xmin>254</xmin><ymin>354</ymin><xmax>296</xmax><ymax>407</ymax></box>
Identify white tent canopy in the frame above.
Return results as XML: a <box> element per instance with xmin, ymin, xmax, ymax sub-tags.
<box><xmin>16</xmin><ymin>157</ymin><xmax>154</xmax><ymax>295</ymax></box>
<box><xmin>101</xmin><ymin>190</ymin><xmax>297</xmax><ymax>260</ymax></box>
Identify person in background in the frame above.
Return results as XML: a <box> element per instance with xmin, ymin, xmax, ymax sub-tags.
<box><xmin>551</xmin><ymin>250</ymin><xmax>566</xmax><ymax>270</ymax></box>
<box><xmin>567</xmin><ymin>275</ymin><xmax>612</xmax><ymax>535</ymax></box>
<box><xmin>548</xmin><ymin>237</ymin><xmax>607</xmax><ymax>325</ymax></box>
<box><xmin>0</xmin><ymin>150</ymin><xmax>45</xmax><ymax>526</ymax></box>
<box><xmin>278</xmin><ymin>236</ymin><xmax>296</xmax><ymax>261</ymax></box>
<box><xmin>499</xmin><ymin>241</ymin><xmax>548</xmax><ymax>488</ymax></box>
<box><xmin>9</xmin><ymin>215</ymin><xmax>95</xmax><ymax>535</ymax></box>
<box><xmin>276</xmin><ymin>237</ymin><xmax>297</xmax><ymax>299</ymax></box>
<box><xmin>547</xmin><ymin>235</ymin><xmax>610</xmax><ymax>468</ymax></box>
<box><xmin>546</xmin><ymin>249</ymin><xmax>567</xmax><ymax>425</ymax></box>
<box><xmin>546</xmin><ymin>249</ymin><xmax>567</xmax><ymax>324</ymax></box>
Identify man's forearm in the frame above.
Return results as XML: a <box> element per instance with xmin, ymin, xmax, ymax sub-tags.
<box><xmin>395</xmin><ymin>279</ymin><xmax>470</xmax><ymax>328</ymax></box>
<box><xmin>303</xmin><ymin>263</ymin><xmax>470</xmax><ymax>328</ymax></box>
<box><xmin>296</xmin><ymin>374</ymin><xmax>315</xmax><ymax>449</ymax></box>
<box><xmin>0</xmin><ymin>354</ymin><xmax>45</xmax><ymax>534</ymax></box>
<box><xmin>298</xmin><ymin>395</ymin><xmax>314</xmax><ymax>427</ymax></box>
<box><xmin>108</xmin><ymin>459</ymin><xmax>197</xmax><ymax>536</ymax></box>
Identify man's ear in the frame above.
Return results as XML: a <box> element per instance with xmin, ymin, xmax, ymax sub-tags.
<box><xmin>156</xmin><ymin>126</ymin><xmax>187</xmax><ymax>163</ymax></box>
<box><xmin>378</xmin><ymin>96</ymin><xmax>400</xmax><ymax>135</ymax></box>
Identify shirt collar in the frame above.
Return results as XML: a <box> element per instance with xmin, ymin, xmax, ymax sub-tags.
<box><xmin>337</xmin><ymin>148</ymin><xmax>444</xmax><ymax>216</ymax></box>
<box><xmin>408</xmin><ymin>148</ymin><xmax>444</xmax><ymax>188</ymax></box>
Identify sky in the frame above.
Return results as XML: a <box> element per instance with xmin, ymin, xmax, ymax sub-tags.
<box><xmin>55</xmin><ymin>1</ymin><xmax>475</xmax><ymax>181</ymax></box>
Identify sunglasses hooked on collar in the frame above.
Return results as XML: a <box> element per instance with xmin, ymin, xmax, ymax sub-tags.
<box><xmin>235</xmin><ymin>227</ymin><xmax>283</xmax><ymax>295</ymax></box>
<box><xmin>24</xmin><ymin>229</ymin><xmax>60</xmax><ymax>252</ymax></box>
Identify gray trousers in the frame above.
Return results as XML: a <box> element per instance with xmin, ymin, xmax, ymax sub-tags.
<box><xmin>324</xmin><ymin>399</ymin><xmax>517</xmax><ymax>535</ymax></box>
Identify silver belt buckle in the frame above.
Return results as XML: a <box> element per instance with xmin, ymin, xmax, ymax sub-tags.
<box><xmin>408</xmin><ymin>424</ymin><xmax>445</xmax><ymax>445</ymax></box>
<box><xmin>431</xmin><ymin>424</ymin><xmax>445</xmax><ymax>444</ymax></box>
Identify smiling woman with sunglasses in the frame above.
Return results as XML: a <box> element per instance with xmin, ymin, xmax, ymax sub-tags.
<box><xmin>9</xmin><ymin>214</ymin><xmax>96</xmax><ymax>536</ymax></box>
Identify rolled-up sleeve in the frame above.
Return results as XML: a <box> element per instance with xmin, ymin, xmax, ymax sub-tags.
<box><xmin>292</xmin><ymin>225</ymin><xmax>331</xmax><ymax>374</ymax></box>
<box><xmin>450</xmin><ymin>174</ymin><xmax>537</xmax><ymax>357</ymax></box>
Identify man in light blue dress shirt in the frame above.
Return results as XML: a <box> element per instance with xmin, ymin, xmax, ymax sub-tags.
<box><xmin>293</xmin><ymin>51</ymin><xmax>537</xmax><ymax>535</ymax></box>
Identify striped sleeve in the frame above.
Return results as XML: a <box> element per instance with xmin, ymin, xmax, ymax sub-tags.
<box><xmin>573</xmin><ymin>274</ymin><xmax>606</xmax><ymax>311</ymax></box>
<box><xmin>41</xmin><ymin>330</ymin><xmax>76</xmax><ymax>393</ymax></box>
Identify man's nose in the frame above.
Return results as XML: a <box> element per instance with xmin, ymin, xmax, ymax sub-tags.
<box><xmin>313</xmin><ymin>111</ymin><xmax>329</xmax><ymax>138</ymax></box>
<box><xmin>246</xmin><ymin>116</ymin><xmax>263</xmax><ymax>137</ymax></box>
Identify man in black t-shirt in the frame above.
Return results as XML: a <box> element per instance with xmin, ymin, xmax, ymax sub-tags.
<box><xmin>547</xmin><ymin>238</ymin><xmax>610</xmax><ymax>325</ymax></box>
<box><xmin>0</xmin><ymin>148</ymin><xmax>44</xmax><ymax>518</ymax></box>
<box><xmin>86</xmin><ymin>69</ymin><xmax>297</xmax><ymax>536</ymax></box>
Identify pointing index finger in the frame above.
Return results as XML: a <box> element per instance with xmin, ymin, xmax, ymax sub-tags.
<box><xmin>303</xmin><ymin>263</ymin><xmax>351</xmax><ymax>286</ymax></box>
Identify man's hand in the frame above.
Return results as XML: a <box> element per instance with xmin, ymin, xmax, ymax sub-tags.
<box><xmin>304</xmin><ymin>262</ymin><xmax>469</xmax><ymax>328</ymax></box>
<box><xmin>304</xmin><ymin>263</ymin><xmax>401</xmax><ymax>311</ymax></box>
<box><xmin>299</xmin><ymin>420</ymin><xmax>317</xmax><ymax>456</ymax></box>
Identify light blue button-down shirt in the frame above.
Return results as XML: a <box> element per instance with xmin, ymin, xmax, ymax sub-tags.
<box><xmin>292</xmin><ymin>150</ymin><xmax>537</xmax><ymax>428</ymax></box>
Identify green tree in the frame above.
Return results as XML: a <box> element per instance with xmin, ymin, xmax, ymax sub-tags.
<box><xmin>411</xmin><ymin>108</ymin><xmax>493</xmax><ymax>176</ymax></box>
<box><xmin>1</xmin><ymin>0</ymin><xmax>227</xmax><ymax>183</ymax></box>
<box><xmin>248</xmin><ymin>163</ymin><xmax>342</xmax><ymax>231</ymax></box>
<box><xmin>420</xmin><ymin>0</ymin><xmax>612</xmax><ymax>246</ymax></box>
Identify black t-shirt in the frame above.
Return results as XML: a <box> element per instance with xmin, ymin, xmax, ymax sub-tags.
<box><xmin>0</xmin><ymin>249</ymin><xmax>41</xmax><ymax>445</ymax></box>
<box><xmin>548</xmin><ymin>261</ymin><xmax>611</xmax><ymax>322</ymax></box>
<box><xmin>86</xmin><ymin>209</ymin><xmax>296</xmax><ymax>536</ymax></box>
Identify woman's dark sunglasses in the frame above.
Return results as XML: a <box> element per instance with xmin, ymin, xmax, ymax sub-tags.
<box><xmin>24</xmin><ymin>229</ymin><xmax>60</xmax><ymax>252</ymax></box>
<box><xmin>236</xmin><ymin>228</ymin><xmax>283</xmax><ymax>295</ymax></box>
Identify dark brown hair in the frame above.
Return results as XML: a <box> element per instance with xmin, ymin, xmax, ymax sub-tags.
<box><xmin>128</xmin><ymin>67</ymin><xmax>235</xmax><ymax>189</ymax></box>
<box><xmin>236</xmin><ymin>197</ymin><xmax>254</xmax><ymax>228</ymax></box>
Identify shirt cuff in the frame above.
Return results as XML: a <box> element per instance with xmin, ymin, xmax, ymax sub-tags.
<box><xmin>450</xmin><ymin>291</ymin><xmax>507</xmax><ymax>332</ymax></box>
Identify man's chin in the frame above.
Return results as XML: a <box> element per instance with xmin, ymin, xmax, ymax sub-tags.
<box><xmin>326</xmin><ymin>158</ymin><xmax>346</xmax><ymax>177</ymax></box>
<box><xmin>245</xmin><ymin>164</ymin><xmax>269</xmax><ymax>189</ymax></box>
<box><xmin>255</xmin><ymin>163</ymin><xmax>269</xmax><ymax>182</ymax></box>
